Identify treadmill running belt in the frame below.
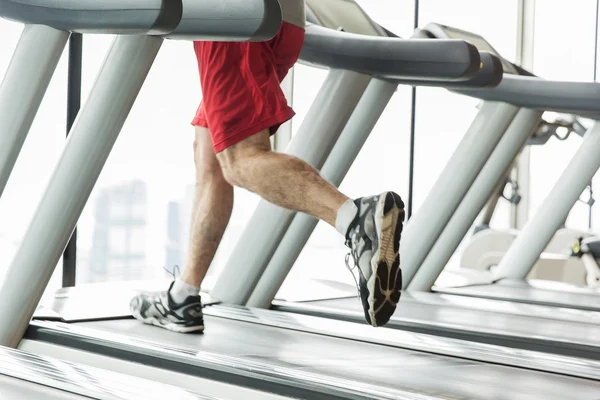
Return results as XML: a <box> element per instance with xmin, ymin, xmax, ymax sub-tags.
<box><xmin>275</xmin><ymin>296</ymin><xmax>600</xmax><ymax>359</ymax></box>
<box><xmin>69</xmin><ymin>315</ymin><xmax>600</xmax><ymax>400</ymax></box>
<box><xmin>436</xmin><ymin>281</ymin><xmax>600</xmax><ymax>312</ymax></box>
<box><xmin>0</xmin><ymin>375</ymin><xmax>85</xmax><ymax>400</ymax></box>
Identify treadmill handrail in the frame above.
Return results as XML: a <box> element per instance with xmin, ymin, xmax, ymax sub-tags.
<box><xmin>300</xmin><ymin>23</ymin><xmax>482</xmax><ymax>81</ymax></box>
<box><xmin>0</xmin><ymin>0</ymin><xmax>182</xmax><ymax>35</ymax></box>
<box><xmin>388</xmin><ymin>51</ymin><xmax>504</xmax><ymax>89</ymax></box>
<box><xmin>27</xmin><ymin>321</ymin><xmax>434</xmax><ymax>400</ymax></box>
<box><xmin>164</xmin><ymin>0</ymin><xmax>282</xmax><ymax>42</ymax></box>
<box><xmin>454</xmin><ymin>74</ymin><xmax>600</xmax><ymax>114</ymax></box>
<box><xmin>0</xmin><ymin>0</ymin><xmax>282</xmax><ymax>41</ymax></box>
<box><xmin>0</xmin><ymin>347</ymin><xmax>214</xmax><ymax>400</ymax></box>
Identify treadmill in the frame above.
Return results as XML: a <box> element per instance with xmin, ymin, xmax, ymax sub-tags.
<box><xmin>3</xmin><ymin>1</ymin><xmax>600</xmax><ymax>399</ymax></box>
<box><xmin>204</xmin><ymin>0</ymin><xmax>600</xmax><ymax>360</ymax></box>
<box><xmin>404</xmin><ymin>23</ymin><xmax>600</xmax><ymax>312</ymax></box>
<box><xmin>0</xmin><ymin>346</ymin><xmax>216</xmax><ymax>399</ymax></box>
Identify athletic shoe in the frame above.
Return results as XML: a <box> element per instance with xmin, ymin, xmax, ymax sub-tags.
<box><xmin>345</xmin><ymin>191</ymin><xmax>405</xmax><ymax>327</ymax></box>
<box><xmin>130</xmin><ymin>281</ymin><xmax>205</xmax><ymax>333</ymax></box>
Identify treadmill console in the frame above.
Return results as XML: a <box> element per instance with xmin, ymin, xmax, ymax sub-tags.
<box><xmin>424</xmin><ymin>23</ymin><xmax>519</xmax><ymax>75</ymax></box>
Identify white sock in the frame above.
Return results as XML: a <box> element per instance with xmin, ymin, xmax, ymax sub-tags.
<box><xmin>170</xmin><ymin>278</ymin><xmax>200</xmax><ymax>304</ymax></box>
<box><xmin>336</xmin><ymin>199</ymin><xmax>358</xmax><ymax>237</ymax></box>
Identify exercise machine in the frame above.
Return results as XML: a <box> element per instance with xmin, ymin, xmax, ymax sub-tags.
<box><xmin>4</xmin><ymin>1</ymin><xmax>600</xmax><ymax>398</ymax></box>
<box><xmin>8</xmin><ymin>1</ymin><xmax>597</xmax><ymax>399</ymax></box>
<box><xmin>460</xmin><ymin>114</ymin><xmax>598</xmax><ymax>286</ymax></box>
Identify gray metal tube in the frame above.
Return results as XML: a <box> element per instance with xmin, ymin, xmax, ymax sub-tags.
<box><xmin>210</xmin><ymin>70</ymin><xmax>372</xmax><ymax>304</ymax></box>
<box><xmin>0</xmin><ymin>35</ymin><xmax>163</xmax><ymax>348</ymax></box>
<box><xmin>478</xmin><ymin>179</ymin><xmax>504</xmax><ymax>227</ymax></box>
<box><xmin>247</xmin><ymin>79</ymin><xmax>398</xmax><ymax>308</ymax></box>
<box><xmin>0</xmin><ymin>25</ymin><xmax>69</xmax><ymax>199</ymax></box>
<box><xmin>478</xmin><ymin>160</ymin><xmax>517</xmax><ymax>228</ymax></box>
<box><xmin>165</xmin><ymin>0</ymin><xmax>282</xmax><ymax>41</ymax></box>
<box><xmin>0</xmin><ymin>0</ymin><xmax>182</xmax><ymax>35</ymax></box>
<box><xmin>400</xmin><ymin>102</ymin><xmax>519</xmax><ymax>288</ymax></box>
<box><xmin>494</xmin><ymin>122</ymin><xmax>600</xmax><ymax>280</ymax></box>
<box><xmin>408</xmin><ymin>108</ymin><xmax>542</xmax><ymax>292</ymax></box>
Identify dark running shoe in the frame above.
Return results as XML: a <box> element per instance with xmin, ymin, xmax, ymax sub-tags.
<box><xmin>345</xmin><ymin>191</ymin><xmax>405</xmax><ymax>327</ymax></box>
<box><xmin>130</xmin><ymin>281</ymin><xmax>204</xmax><ymax>333</ymax></box>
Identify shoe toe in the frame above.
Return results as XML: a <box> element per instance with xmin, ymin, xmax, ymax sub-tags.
<box><xmin>129</xmin><ymin>296</ymin><xmax>140</xmax><ymax>312</ymax></box>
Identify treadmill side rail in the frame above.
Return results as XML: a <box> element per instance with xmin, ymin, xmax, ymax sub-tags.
<box><xmin>455</xmin><ymin>75</ymin><xmax>600</xmax><ymax>114</ymax></box>
<box><xmin>164</xmin><ymin>0</ymin><xmax>282</xmax><ymax>42</ymax></box>
<box><xmin>0</xmin><ymin>0</ymin><xmax>182</xmax><ymax>35</ymax></box>
<box><xmin>301</xmin><ymin>24</ymin><xmax>481</xmax><ymax>81</ymax></box>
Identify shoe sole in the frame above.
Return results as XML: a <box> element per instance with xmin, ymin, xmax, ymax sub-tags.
<box><xmin>367</xmin><ymin>192</ymin><xmax>404</xmax><ymax>327</ymax></box>
<box><xmin>131</xmin><ymin>309</ymin><xmax>204</xmax><ymax>334</ymax></box>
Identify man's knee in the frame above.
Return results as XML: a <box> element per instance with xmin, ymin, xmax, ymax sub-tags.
<box><xmin>217</xmin><ymin>130</ymin><xmax>271</xmax><ymax>187</ymax></box>
<box><xmin>195</xmin><ymin>148</ymin><xmax>224</xmax><ymax>183</ymax></box>
<box><xmin>217</xmin><ymin>149</ymin><xmax>257</xmax><ymax>187</ymax></box>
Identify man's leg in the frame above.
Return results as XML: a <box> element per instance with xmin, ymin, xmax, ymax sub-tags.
<box><xmin>130</xmin><ymin>127</ymin><xmax>231</xmax><ymax>333</ymax></box>
<box><xmin>169</xmin><ymin>126</ymin><xmax>233</xmax><ymax>302</ymax></box>
<box><xmin>217</xmin><ymin>130</ymin><xmax>405</xmax><ymax>327</ymax></box>
<box><xmin>217</xmin><ymin>130</ymin><xmax>349</xmax><ymax>229</ymax></box>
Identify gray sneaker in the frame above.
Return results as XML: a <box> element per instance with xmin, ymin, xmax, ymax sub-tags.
<box><xmin>130</xmin><ymin>282</ymin><xmax>204</xmax><ymax>333</ymax></box>
<box><xmin>345</xmin><ymin>191</ymin><xmax>404</xmax><ymax>327</ymax></box>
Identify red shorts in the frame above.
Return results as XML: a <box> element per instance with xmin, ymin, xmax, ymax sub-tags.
<box><xmin>192</xmin><ymin>22</ymin><xmax>305</xmax><ymax>153</ymax></box>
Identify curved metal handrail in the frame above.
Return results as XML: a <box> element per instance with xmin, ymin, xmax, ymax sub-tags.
<box><xmin>300</xmin><ymin>23</ymin><xmax>481</xmax><ymax>82</ymax></box>
<box><xmin>455</xmin><ymin>74</ymin><xmax>600</xmax><ymax>114</ymax></box>
<box><xmin>0</xmin><ymin>0</ymin><xmax>283</xmax><ymax>41</ymax></box>
<box><xmin>390</xmin><ymin>51</ymin><xmax>504</xmax><ymax>89</ymax></box>
<box><xmin>164</xmin><ymin>0</ymin><xmax>282</xmax><ymax>42</ymax></box>
<box><xmin>0</xmin><ymin>0</ymin><xmax>182</xmax><ymax>35</ymax></box>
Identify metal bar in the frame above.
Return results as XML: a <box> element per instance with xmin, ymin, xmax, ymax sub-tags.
<box><xmin>408</xmin><ymin>89</ymin><xmax>417</xmax><ymax>219</ymax></box>
<box><xmin>407</xmin><ymin>0</ymin><xmax>420</xmax><ymax>219</ymax></box>
<box><xmin>478</xmin><ymin>173</ymin><xmax>507</xmax><ymax>228</ymax></box>
<box><xmin>594</xmin><ymin>0</ymin><xmax>599</xmax><ymax>82</ymax></box>
<box><xmin>478</xmin><ymin>158</ymin><xmax>519</xmax><ymax>228</ymax></box>
<box><xmin>589</xmin><ymin>181</ymin><xmax>593</xmax><ymax>229</ymax></box>
<box><xmin>210</xmin><ymin>70</ymin><xmax>372</xmax><ymax>305</ymax></box>
<box><xmin>62</xmin><ymin>33</ymin><xmax>83</xmax><ymax>288</ymax></box>
<box><xmin>400</xmin><ymin>102</ymin><xmax>519</xmax><ymax>289</ymax></box>
<box><xmin>590</xmin><ymin>0</ymin><xmax>599</xmax><ymax>230</ymax></box>
<box><xmin>0</xmin><ymin>25</ymin><xmax>69</xmax><ymax>199</ymax></box>
<box><xmin>0</xmin><ymin>0</ymin><xmax>182</xmax><ymax>36</ymax></box>
<box><xmin>409</xmin><ymin>108</ymin><xmax>542</xmax><ymax>291</ymax></box>
<box><xmin>515</xmin><ymin>0</ymin><xmax>536</xmax><ymax>68</ymax></box>
<box><xmin>247</xmin><ymin>79</ymin><xmax>398</xmax><ymax>308</ymax></box>
<box><xmin>273</xmin><ymin>67</ymin><xmax>294</xmax><ymax>152</ymax></box>
<box><xmin>513</xmin><ymin>0</ymin><xmax>536</xmax><ymax>229</ymax></box>
<box><xmin>0</xmin><ymin>35</ymin><xmax>163</xmax><ymax>348</ymax></box>
<box><xmin>494</xmin><ymin>122</ymin><xmax>600</xmax><ymax>280</ymax></box>
<box><xmin>512</xmin><ymin>148</ymin><xmax>531</xmax><ymax>228</ymax></box>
